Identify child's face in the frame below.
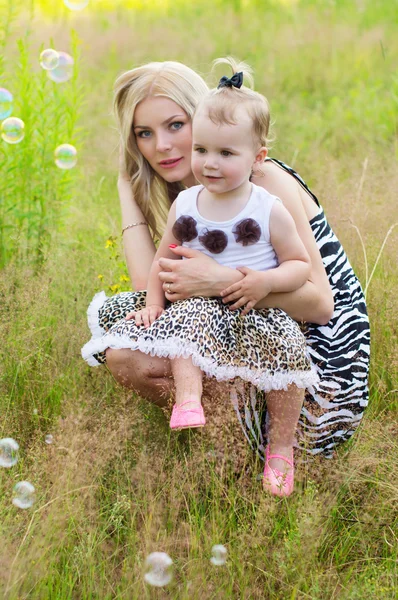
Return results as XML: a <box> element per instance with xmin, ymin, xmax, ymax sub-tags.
<box><xmin>191</xmin><ymin>107</ymin><xmax>262</xmax><ymax>194</ymax></box>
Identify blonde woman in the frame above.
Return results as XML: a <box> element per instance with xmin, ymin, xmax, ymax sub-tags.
<box><xmin>81</xmin><ymin>58</ymin><xmax>370</xmax><ymax>471</ymax></box>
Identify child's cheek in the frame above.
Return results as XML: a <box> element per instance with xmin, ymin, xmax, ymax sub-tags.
<box><xmin>191</xmin><ymin>155</ymin><xmax>202</xmax><ymax>179</ymax></box>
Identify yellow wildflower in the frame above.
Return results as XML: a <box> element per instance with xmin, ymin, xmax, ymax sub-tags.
<box><xmin>119</xmin><ymin>274</ymin><xmax>130</xmax><ymax>283</ymax></box>
<box><xmin>109</xmin><ymin>283</ymin><xmax>121</xmax><ymax>294</ymax></box>
<box><xmin>97</xmin><ymin>274</ymin><xmax>104</xmax><ymax>280</ymax></box>
<box><xmin>105</xmin><ymin>236</ymin><xmax>117</xmax><ymax>249</ymax></box>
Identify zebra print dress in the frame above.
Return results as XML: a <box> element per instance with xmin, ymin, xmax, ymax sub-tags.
<box><xmin>243</xmin><ymin>159</ymin><xmax>370</xmax><ymax>459</ymax></box>
<box><xmin>81</xmin><ymin>159</ymin><xmax>370</xmax><ymax>460</ymax></box>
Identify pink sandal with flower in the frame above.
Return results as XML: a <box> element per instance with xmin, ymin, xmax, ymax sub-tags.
<box><xmin>263</xmin><ymin>445</ymin><xmax>294</xmax><ymax>497</ymax></box>
<box><xmin>169</xmin><ymin>400</ymin><xmax>206</xmax><ymax>430</ymax></box>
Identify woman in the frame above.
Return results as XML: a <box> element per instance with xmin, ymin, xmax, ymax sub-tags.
<box><xmin>81</xmin><ymin>60</ymin><xmax>370</xmax><ymax>462</ymax></box>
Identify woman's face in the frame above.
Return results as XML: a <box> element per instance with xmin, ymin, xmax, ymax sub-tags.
<box><xmin>133</xmin><ymin>96</ymin><xmax>195</xmax><ymax>187</ymax></box>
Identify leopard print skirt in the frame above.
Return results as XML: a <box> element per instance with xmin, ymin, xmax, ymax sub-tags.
<box><xmin>81</xmin><ymin>291</ymin><xmax>318</xmax><ymax>392</ymax></box>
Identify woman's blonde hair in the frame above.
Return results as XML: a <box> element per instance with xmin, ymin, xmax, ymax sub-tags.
<box><xmin>114</xmin><ymin>61</ymin><xmax>209</xmax><ymax>238</ymax></box>
<box><xmin>197</xmin><ymin>57</ymin><xmax>273</xmax><ymax>148</ymax></box>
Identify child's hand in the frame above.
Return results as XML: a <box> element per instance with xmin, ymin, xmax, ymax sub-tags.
<box><xmin>220</xmin><ymin>267</ymin><xmax>272</xmax><ymax>316</ymax></box>
<box><xmin>125</xmin><ymin>305</ymin><xmax>164</xmax><ymax>328</ymax></box>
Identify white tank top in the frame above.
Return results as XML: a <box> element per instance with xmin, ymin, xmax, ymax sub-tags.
<box><xmin>174</xmin><ymin>183</ymin><xmax>280</xmax><ymax>271</ymax></box>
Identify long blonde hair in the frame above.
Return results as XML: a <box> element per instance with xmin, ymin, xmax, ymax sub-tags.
<box><xmin>114</xmin><ymin>61</ymin><xmax>209</xmax><ymax>238</ymax></box>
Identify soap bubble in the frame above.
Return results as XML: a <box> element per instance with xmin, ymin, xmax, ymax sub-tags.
<box><xmin>1</xmin><ymin>117</ymin><xmax>25</xmax><ymax>144</ymax></box>
<box><xmin>45</xmin><ymin>434</ymin><xmax>53</xmax><ymax>445</ymax></box>
<box><xmin>54</xmin><ymin>144</ymin><xmax>77</xmax><ymax>169</ymax></box>
<box><xmin>210</xmin><ymin>544</ymin><xmax>227</xmax><ymax>566</ymax></box>
<box><xmin>0</xmin><ymin>438</ymin><xmax>19</xmax><ymax>467</ymax></box>
<box><xmin>12</xmin><ymin>481</ymin><xmax>35</xmax><ymax>509</ymax></box>
<box><xmin>144</xmin><ymin>552</ymin><xmax>173</xmax><ymax>587</ymax></box>
<box><xmin>40</xmin><ymin>49</ymin><xmax>59</xmax><ymax>71</ymax></box>
<box><xmin>47</xmin><ymin>52</ymin><xmax>74</xmax><ymax>84</ymax></box>
<box><xmin>0</xmin><ymin>88</ymin><xmax>13</xmax><ymax>120</ymax></box>
<box><xmin>33</xmin><ymin>408</ymin><xmax>38</xmax><ymax>415</ymax></box>
<box><xmin>63</xmin><ymin>0</ymin><xmax>89</xmax><ymax>10</ymax></box>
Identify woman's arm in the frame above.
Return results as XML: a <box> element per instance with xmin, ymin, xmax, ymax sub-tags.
<box><xmin>253</xmin><ymin>166</ymin><xmax>334</xmax><ymax>324</ymax></box>
<box><xmin>146</xmin><ymin>203</ymin><xmax>180</xmax><ymax>308</ymax></box>
<box><xmin>118</xmin><ymin>175</ymin><xmax>156</xmax><ymax>291</ymax></box>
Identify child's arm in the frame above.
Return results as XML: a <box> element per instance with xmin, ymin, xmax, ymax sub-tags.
<box><xmin>220</xmin><ymin>201</ymin><xmax>311</xmax><ymax>315</ymax></box>
<box><xmin>126</xmin><ymin>202</ymin><xmax>180</xmax><ymax>328</ymax></box>
<box><xmin>266</xmin><ymin>200</ymin><xmax>311</xmax><ymax>292</ymax></box>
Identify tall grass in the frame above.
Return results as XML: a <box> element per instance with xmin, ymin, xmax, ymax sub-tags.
<box><xmin>0</xmin><ymin>0</ymin><xmax>397</xmax><ymax>598</ymax></box>
<box><xmin>0</xmin><ymin>2</ymin><xmax>84</xmax><ymax>267</ymax></box>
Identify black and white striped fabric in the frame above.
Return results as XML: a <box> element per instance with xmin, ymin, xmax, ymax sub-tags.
<box><xmin>238</xmin><ymin>159</ymin><xmax>370</xmax><ymax>459</ymax></box>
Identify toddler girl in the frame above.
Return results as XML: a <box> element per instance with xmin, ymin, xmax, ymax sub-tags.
<box><xmin>126</xmin><ymin>60</ymin><xmax>319</xmax><ymax>496</ymax></box>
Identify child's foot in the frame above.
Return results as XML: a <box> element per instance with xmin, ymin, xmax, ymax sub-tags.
<box><xmin>263</xmin><ymin>445</ymin><xmax>294</xmax><ymax>497</ymax></box>
<box><xmin>170</xmin><ymin>400</ymin><xmax>206</xmax><ymax>430</ymax></box>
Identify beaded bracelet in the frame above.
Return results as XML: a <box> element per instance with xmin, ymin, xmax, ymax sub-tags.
<box><xmin>121</xmin><ymin>221</ymin><xmax>147</xmax><ymax>235</ymax></box>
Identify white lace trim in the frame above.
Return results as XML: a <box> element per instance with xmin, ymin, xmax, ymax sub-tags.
<box><xmin>81</xmin><ymin>332</ymin><xmax>319</xmax><ymax>391</ymax></box>
<box><xmin>86</xmin><ymin>291</ymin><xmax>108</xmax><ymax>338</ymax></box>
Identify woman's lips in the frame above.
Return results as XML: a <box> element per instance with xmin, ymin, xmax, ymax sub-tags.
<box><xmin>159</xmin><ymin>157</ymin><xmax>183</xmax><ymax>168</ymax></box>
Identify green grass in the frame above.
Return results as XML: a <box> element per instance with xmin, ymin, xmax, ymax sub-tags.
<box><xmin>0</xmin><ymin>0</ymin><xmax>397</xmax><ymax>598</ymax></box>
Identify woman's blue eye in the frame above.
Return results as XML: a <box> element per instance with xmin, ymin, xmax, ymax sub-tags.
<box><xmin>137</xmin><ymin>130</ymin><xmax>151</xmax><ymax>138</ymax></box>
<box><xmin>170</xmin><ymin>122</ymin><xmax>183</xmax><ymax>131</ymax></box>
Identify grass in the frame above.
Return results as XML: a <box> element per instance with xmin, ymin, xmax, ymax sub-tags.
<box><xmin>0</xmin><ymin>0</ymin><xmax>397</xmax><ymax>597</ymax></box>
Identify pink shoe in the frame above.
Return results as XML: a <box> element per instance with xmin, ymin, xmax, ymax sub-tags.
<box><xmin>170</xmin><ymin>400</ymin><xmax>206</xmax><ymax>430</ymax></box>
<box><xmin>263</xmin><ymin>445</ymin><xmax>294</xmax><ymax>497</ymax></box>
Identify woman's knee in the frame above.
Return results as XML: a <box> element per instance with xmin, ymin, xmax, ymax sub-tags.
<box><xmin>106</xmin><ymin>347</ymin><xmax>170</xmax><ymax>387</ymax></box>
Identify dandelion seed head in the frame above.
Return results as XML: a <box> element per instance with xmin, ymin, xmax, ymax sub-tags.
<box><xmin>45</xmin><ymin>434</ymin><xmax>53</xmax><ymax>445</ymax></box>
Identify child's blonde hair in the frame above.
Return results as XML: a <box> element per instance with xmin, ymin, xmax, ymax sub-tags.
<box><xmin>196</xmin><ymin>57</ymin><xmax>273</xmax><ymax>148</ymax></box>
<box><xmin>114</xmin><ymin>61</ymin><xmax>209</xmax><ymax>238</ymax></box>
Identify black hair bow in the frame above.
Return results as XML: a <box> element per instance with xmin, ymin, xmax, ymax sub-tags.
<box><xmin>217</xmin><ymin>71</ymin><xmax>244</xmax><ymax>89</ymax></box>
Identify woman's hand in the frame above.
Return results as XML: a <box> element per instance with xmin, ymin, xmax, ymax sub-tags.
<box><xmin>158</xmin><ymin>246</ymin><xmax>243</xmax><ymax>301</ymax></box>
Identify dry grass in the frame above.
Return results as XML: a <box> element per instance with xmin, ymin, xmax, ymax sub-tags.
<box><xmin>0</xmin><ymin>1</ymin><xmax>397</xmax><ymax>598</ymax></box>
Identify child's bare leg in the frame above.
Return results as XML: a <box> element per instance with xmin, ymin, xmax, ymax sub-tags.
<box><xmin>171</xmin><ymin>356</ymin><xmax>203</xmax><ymax>409</ymax></box>
<box><xmin>266</xmin><ymin>385</ymin><xmax>305</xmax><ymax>473</ymax></box>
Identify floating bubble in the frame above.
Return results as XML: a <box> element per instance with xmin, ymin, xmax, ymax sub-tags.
<box><xmin>54</xmin><ymin>144</ymin><xmax>77</xmax><ymax>169</ymax></box>
<box><xmin>12</xmin><ymin>481</ymin><xmax>35</xmax><ymax>509</ymax></box>
<box><xmin>144</xmin><ymin>552</ymin><xmax>173</xmax><ymax>587</ymax></box>
<box><xmin>210</xmin><ymin>544</ymin><xmax>227</xmax><ymax>566</ymax></box>
<box><xmin>1</xmin><ymin>117</ymin><xmax>25</xmax><ymax>144</ymax></box>
<box><xmin>0</xmin><ymin>438</ymin><xmax>19</xmax><ymax>467</ymax></box>
<box><xmin>40</xmin><ymin>49</ymin><xmax>59</xmax><ymax>71</ymax></box>
<box><xmin>45</xmin><ymin>434</ymin><xmax>53</xmax><ymax>445</ymax></box>
<box><xmin>63</xmin><ymin>1</ymin><xmax>89</xmax><ymax>11</ymax></box>
<box><xmin>33</xmin><ymin>408</ymin><xmax>38</xmax><ymax>415</ymax></box>
<box><xmin>47</xmin><ymin>51</ymin><xmax>74</xmax><ymax>84</ymax></box>
<box><xmin>0</xmin><ymin>88</ymin><xmax>13</xmax><ymax>120</ymax></box>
